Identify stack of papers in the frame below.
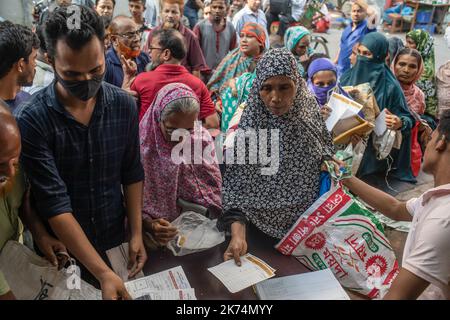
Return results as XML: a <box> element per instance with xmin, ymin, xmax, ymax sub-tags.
<box><xmin>325</xmin><ymin>93</ymin><xmax>373</xmax><ymax>144</ymax></box>
<box><xmin>254</xmin><ymin>269</ymin><xmax>350</xmax><ymax>300</ymax></box>
<box><xmin>207</xmin><ymin>253</ymin><xmax>275</xmax><ymax>293</ymax></box>
<box><xmin>125</xmin><ymin>266</ymin><xmax>197</xmax><ymax>300</ymax></box>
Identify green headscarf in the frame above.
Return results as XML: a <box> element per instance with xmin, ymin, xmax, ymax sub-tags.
<box><xmin>341</xmin><ymin>32</ymin><xmax>416</xmax><ymax>182</ymax></box>
<box><xmin>406</xmin><ymin>29</ymin><xmax>438</xmax><ymax>117</ymax></box>
<box><xmin>284</xmin><ymin>26</ymin><xmax>314</xmax><ymax>77</ymax></box>
<box><xmin>341</xmin><ymin>32</ymin><xmax>412</xmax><ymax>124</ymax></box>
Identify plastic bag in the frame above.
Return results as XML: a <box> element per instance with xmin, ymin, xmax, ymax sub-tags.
<box><xmin>352</xmin><ymin>140</ymin><xmax>367</xmax><ymax>175</ymax></box>
<box><xmin>167</xmin><ymin>211</ymin><xmax>225</xmax><ymax>256</ymax></box>
<box><xmin>275</xmin><ymin>185</ymin><xmax>399</xmax><ymax>299</ymax></box>
<box><xmin>0</xmin><ymin>241</ymin><xmax>101</xmax><ymax>300</ymax></box>
<box><xmin>372</xmin><ymin>129</ymin><xmax>396</xmax><ymax>160</ymax></box>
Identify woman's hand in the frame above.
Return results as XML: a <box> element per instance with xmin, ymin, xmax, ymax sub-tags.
<box><xmin>215</xmin><ymin>100</ymin><xmax>223</xmax><ymax>114</ymax></box>
<box><xmin>320</xmin><ymin>105</ymin><xmax>332</xmax><ymax>121</ymax></box>
<box><xmin>145</xmin><ymin>218</ymin><xmax>178</xmax><ymax>245</ymax></box>
<box><xmin>223</xmin><ymin>222</ymin><xmax>247</xmax><ymax>266</ymax></box>
<box><xmin>385</xmin><ymin>110</ymin><xmax>402</xmax><ymax>130</ymax></box>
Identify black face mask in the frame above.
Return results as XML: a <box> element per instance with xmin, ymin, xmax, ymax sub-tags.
<box><xmin>54</xmin><ymin>70</ymin><xmax>105</xmax><ymax>101</ymax></box>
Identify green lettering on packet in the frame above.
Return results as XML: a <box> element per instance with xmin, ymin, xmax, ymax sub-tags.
<box><xmin>362</xmin><ymin>232</ymin><xmax>379</xmax><ymax>253</ymax></box>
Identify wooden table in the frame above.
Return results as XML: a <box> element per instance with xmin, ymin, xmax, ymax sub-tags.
<box><xmin>143</xmin><ymin>224</ymin><xmax>366</xmax><ymax>300</ymax></box>
<box><xmin>406</xmin><ymin>1</ymin><xmax>450</xmax><ymax>33</ymax></box>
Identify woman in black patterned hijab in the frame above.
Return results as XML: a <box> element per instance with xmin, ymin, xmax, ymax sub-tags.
<box><xmin>219</xmin><ymin>48</ymin><xmax>335</xmax><ymax>265</ymax></box>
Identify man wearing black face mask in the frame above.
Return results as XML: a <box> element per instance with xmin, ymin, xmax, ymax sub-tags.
<box><xmin>14</xmin><ymin>5</ymin><xmax>146</xmax><ymax>300</ymax></box>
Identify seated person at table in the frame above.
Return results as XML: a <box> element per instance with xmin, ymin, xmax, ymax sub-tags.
<box><xmin>0</xmin><ymin>101</ymin><xmax>67</xmax><ymax>300</ymax></box>
<box><xmin>392</xmin><ymin>48</ymin><xmax>433</xmax><ymax>177</ymax></box>
<box><xmin>341</xmin><ymin>32</ymin><xmax>416</xmax><ymax>183</ymax></box>
<box><xmin>342</xmin><ymin>109</ymin><xmax>450</xmax><ymax>300</ymax></box>
<box><xmin>218</xmin><ymin>48</ymin><xmax>336</xmax><ymax>265</ymax></box>
<box><xmin>140</xmin><ymin>83</ymin><xmax>222</xmax><ymax>246</ymax></box>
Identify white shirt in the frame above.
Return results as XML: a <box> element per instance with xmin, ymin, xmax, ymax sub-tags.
<box><xmin>404</xmin><ymin>183</ymin><xmax>450</xmax><ymax>300</ymax></box>
<box><xmin>232</xmin><ymin>5</ymin><xmax>270</xmax><ymax>49</ymax></box>
<box><xmin>291</xmin><ymin>0</ymin><xmax>307</xmax><ymax>21</ymax></box>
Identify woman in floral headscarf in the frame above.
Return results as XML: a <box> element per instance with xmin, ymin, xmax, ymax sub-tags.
<box><xmin>392</xmin><ymin>47</ymin><xmax>433</xmax><ymax>177</ymax></box>
<box><xmin>406</xmin><ymin>29</ymin><xmax>438</xmax><ymax>124</ymax></box>
<box><xmin>207</xmin><ymin>22</ymin><xmax>266</xmax><ymax>98</ymax></box>
<box><xmin>207</xmin><ymin>22</ymin><xmax>266</xmax><ymax>132</ymax></box>
<box><xmin>284</xmin><ymin>26</ymin><xmax>314</xmax><ymax>77</ymax></box>
<box><xmin>140</xmin><ymin>83</ymin><xmax>222</xmax><ymax>245</ymax></box>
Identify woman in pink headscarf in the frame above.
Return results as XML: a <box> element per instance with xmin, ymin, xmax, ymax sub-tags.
<box><xmin>392</xmin><ymin>47</ymin><xmax>432</xmax><ymax>177</ymax></box>
<box><xmin>139</xmin><ymin>83</ymin><xmax>222</xmax><ymax>245</ymax></box>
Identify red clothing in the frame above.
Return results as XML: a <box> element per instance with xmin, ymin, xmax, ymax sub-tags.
<box><xmin>145</xmin><ymin>24</ymin><xmax>207</xmax><ymax>73</ymax></box>
<box><xmin>132</xmin><ymin>64</ymin><xmax>216</xmax><ymax>121</ymax></box>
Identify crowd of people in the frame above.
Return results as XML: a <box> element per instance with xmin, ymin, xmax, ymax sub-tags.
<box><xmin>0</xmin><ymin>0</ymin><xmax>449</xmax><ymax>300</ymax></box>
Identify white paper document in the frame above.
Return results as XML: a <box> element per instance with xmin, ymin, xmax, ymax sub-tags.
<box><xmin>325</xmin><ymin>92</ymin><xmax>363</xmax><ymax>132</ymax></box>
<box><xmin>134</xmin><ymin>289</ymin><xmax>197</xmax><ymax>300</ymax></box>
<box><xmin>374</xmin><ymin>109</ymin><xmax>388</xmax><ymax>136</ymax></box>
<box><xmin>106</xmin><ymin>243</ymin><xmax>145</xmax><ymax>282</ymax></box>
<box><xmin>207</xmin><ymin>253</ymin><xmax>275</xmax><ymax>293</ymax></box>
<box><xmin>125</xmin><ymin>266</ymin><xmax>192</xmax><ymax>299</ymax></box>
<box><xmin>254</xmin><ymin>269</ymin><xmax>350</xmax><ymax>300</ymax></box>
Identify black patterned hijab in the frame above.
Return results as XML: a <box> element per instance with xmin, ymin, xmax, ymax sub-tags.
<box><xmin>223</xmin><ymin>48</ymin><xmax>334</xmax><ymax>239</ymax></box>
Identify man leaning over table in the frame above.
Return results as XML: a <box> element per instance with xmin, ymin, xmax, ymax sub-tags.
<box><xmin>14</xmin><ymin>5</ymin><xmax>147</xmax><ymax>300</ymax></box>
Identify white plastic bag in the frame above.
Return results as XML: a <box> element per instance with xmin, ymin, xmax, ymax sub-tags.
<box><xmin>167</xmin><ymin>211</ymin><xmax>225</xmax><ymax>256</ymax></box>
<box><xmin>372</xmin><ymin>129</ymin><xmax>396</xmax><ymax>160</ymax></box>
<box><xmin>0</xmin><ymin>241</ymin><xmax>101</xmax><ymax>300</ymax></box>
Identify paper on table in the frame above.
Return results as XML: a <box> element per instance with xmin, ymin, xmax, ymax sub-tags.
<box><xmin>106</xmin><ymin>243</ymin><xmax>145</xmax><ymax>282</ymax></box>
<box><xmin>374</xmin><ymin>109</ymin><xmax>388</xmax><ymax>136</ymax></box>
<box><xmin>325</xmin><ymin>92</ymin><xmax>363</xmax><ymax>132</ymax></box>
<box><xmin>207</xmin><ymin>253</ymin><xmax>275</xmax><ymax>293</ymax></box>
<box><xmin>125</xmin><ymin>266</ymin><xmax>191</xmax><ymax>299</ymax></box>
<box><xmin>134</xmin><ymin>289</ymin><xmax>197</xmax><ymax>300</ymax></box>
<box><xmin>254</xmin><ymin>269</ymin><xmax>350</xmax><ymax>300</ymax></box>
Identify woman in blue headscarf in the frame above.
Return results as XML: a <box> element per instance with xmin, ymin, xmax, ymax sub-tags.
<box><xmin>284</xmin><ymin>26</ymin><xmax>314</xmax><ymax>77</ymax></box>
<box><xmin>341</xmin><ymin>32</ymin><xmax>416</xmax><ymax>183</ymax></box>
<box><xmin>307</xmin><ymin>58</ymin><xmax>350</xmax><ymax>107</ymax></box>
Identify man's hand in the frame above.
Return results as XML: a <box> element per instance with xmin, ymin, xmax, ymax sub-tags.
<box><xmin>98</xmin><ymin>272</ymin><xmax>132</xmax><ymax>300</ymax></box>
<box><xmin>34</xmin><ymin>233</ymin><xmax>68</xmax><ymax>269</ymax></box>
<box><xmin>120</xmin><ymin>55</ymin><xmax>137</xmax><ymax>79</ymax></box>
<box><xmin>120</xmin><ymin>55</ymin><xmax>138</xmax><ymax>98</ymax></box>
<box><xmin>147</xmin><ymin>218</ymin><xmax>178</xmax><ymax>245</ymax></box>
<box><xmin>385</xmin><ymin>109</ymin><xmax>402</xmax><ymax>130</ymax></box>
<box><xmin>223</xmin><ymin>222</ymin><xmax>247</xmax><ymax>266</ymax></box>
<box><xmin>128</xmin><ymin>236</ymin><xmax>147</xmax><ymax>279</ymax></box>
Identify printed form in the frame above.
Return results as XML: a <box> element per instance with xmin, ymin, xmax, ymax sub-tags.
<box><xmin>208</xmin><ymin>253</ymin><xmax>275</xmax><ymax>293</ymax></box>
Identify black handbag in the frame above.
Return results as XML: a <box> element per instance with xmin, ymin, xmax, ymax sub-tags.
<box><xmin>269</xmin><ymin>0</ymin><xmax>292</xmax><ymax>16</ymax></box>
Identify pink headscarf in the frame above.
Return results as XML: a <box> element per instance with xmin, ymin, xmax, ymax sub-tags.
<box><xmin>391</xmin><ymin>50</ymin><xmax>425</xmax><ymax>115</ymax></box>
<box><xmin>139</xmin><ymin>83</ymin><xmax>222</xmax><ymax>222</ymax></box>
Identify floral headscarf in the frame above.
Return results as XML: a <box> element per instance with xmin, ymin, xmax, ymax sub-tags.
<box><xmin>140</xmin><ymin>83</ymin><xmax>222</xmax><ymax>221</ymax></box>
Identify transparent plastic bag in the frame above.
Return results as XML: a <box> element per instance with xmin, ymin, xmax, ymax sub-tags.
<box><xmin>167</xmin><ymin>211</ymin><xmax>225</xmax><ymax>256</ymax></box>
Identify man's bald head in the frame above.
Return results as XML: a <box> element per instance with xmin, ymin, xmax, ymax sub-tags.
<box><xmin>0</xmin><ymin>100</ymin><xmax>19</xmax><ymax>138</ymax></box>
<box><xmin>109</xmin><ymin>15</ymin><xmax>137</xmax><ymax>35</ymax></box>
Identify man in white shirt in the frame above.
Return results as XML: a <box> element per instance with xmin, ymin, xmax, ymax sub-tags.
<box><xmin>232</xmin><ymin>0</ymin><xmax>270</xmax><ymax>49</ymax></box>
<box><xmin>266</xmin><ymin>0</ymin><xmax>306</xmax><ymax>38</ymax></box>
<box><xmin>343</xmin><ymin>109</ymin><xmax>450</xmax><ymax>300</ymax></box>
